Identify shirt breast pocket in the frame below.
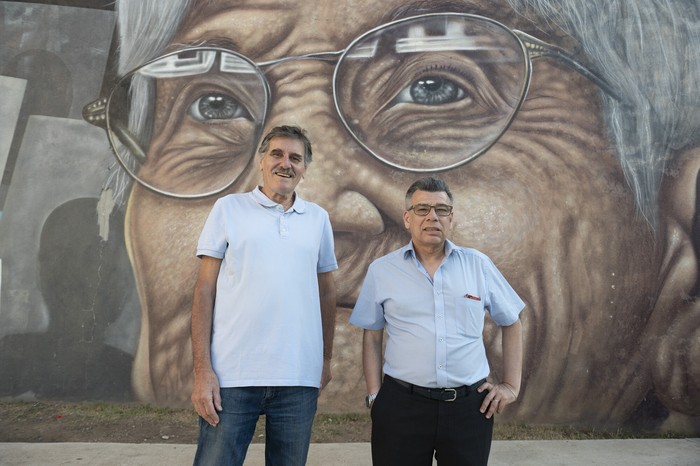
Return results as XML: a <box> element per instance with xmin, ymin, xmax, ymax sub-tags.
<box><xmin>453</xmin><ymin>297</ymin><xmax>484</xmax><ymax>338</ymax></box>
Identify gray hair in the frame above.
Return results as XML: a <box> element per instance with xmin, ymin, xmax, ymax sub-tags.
<box><xmin>405</xmin><ymin>177</ymin><xmax>454</xmax><ymax>208</ymax></box>
<box><xmin>258</xmin><ymin>125</ymin><xmax>313</xmax><ymax>165</ymax></box>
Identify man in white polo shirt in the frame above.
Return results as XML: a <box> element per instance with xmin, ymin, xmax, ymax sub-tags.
<box><xmin>190</xmin><ymin>125</ymin><xmax>338</xmax><ymax>466</ymax></box>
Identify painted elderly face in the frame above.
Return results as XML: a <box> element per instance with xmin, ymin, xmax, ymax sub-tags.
<box><xmin>125</xmin><ymin>0</ymin><xmax>661</xmax><ymax>422</ymax></box>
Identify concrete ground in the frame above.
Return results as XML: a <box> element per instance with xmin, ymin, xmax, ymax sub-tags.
<box><xmin>0</xmin><ymin>439</ymin><xmax>698</xmax><ymax>465</ymax></box>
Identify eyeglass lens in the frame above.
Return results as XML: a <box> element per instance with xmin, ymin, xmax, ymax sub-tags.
<box><xmin>105</xmin><ymin>14</ymin><xmax>529</xmax><ymax>197</ymax></box>
<box><xmin>334</xmin><ymin>14</ymin><xmax>529</xmax><ymax>172</ymax></box>
<box><xmin>411</xmin><ymin>204</ymin><xmax>453</xmax><ymax>216</ymax></box>
<box><xmin>106</xmin><ymin>49</ymin><xmax>268</xmax><ymax>197</ymax></box>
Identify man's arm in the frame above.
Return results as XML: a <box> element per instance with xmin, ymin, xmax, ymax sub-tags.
<box><xmin>191</xmin><ymin>255</ymin><xmax>223</xmax><ymax>427</ymax></box>
<box><xmin>318</xmin><ymin>271</ymin><xmax>337</xmax><ymax>390</ymax></box>
<box><xmin>363</xmin><ymin>329</ymin><xmax>384</xmax><ymax>397</ymax></box>
<box><xmin>479</xmin><ymin>318</ymin><xmax>523</xmax><ymax>419</ymax></box>
<box><xmin>501</xmin><ymin>318</ymin><xmax>523</xmax><ymax>396</ymax></box>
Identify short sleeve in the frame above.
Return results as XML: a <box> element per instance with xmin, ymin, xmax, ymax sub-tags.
<box><xmin>483</xmin><ymin>258</ymin><xmax>525</xmax><ymax>326</ymax></box>
<box><xmin>196</xmin><ymin>199</ymin><xmax>228</xmax><ymax>259</ymax></box>
<box><xmin>349</xmin><ymin>263</ymin><xmax>386</xmax><ymax>330</ymax></box>
<box><xmin>317</xmin><ymin>211</ymin><xmax>338</xmax><ymax>273</ymax></box>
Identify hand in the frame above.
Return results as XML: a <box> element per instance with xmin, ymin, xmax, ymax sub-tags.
<box><xmin>478</xmin><ymin>381</ymin><xmax>518</xmax><ymax>419</ymax></box>
<box><xmin>320</xmin><ymin>358</ymin><xmax>332</xmax><ymax>392</ymax></box>
<box><xmin>191</xmin><ymin>368</ymin><xmax>222</xmax><ymax>427</ymax></box>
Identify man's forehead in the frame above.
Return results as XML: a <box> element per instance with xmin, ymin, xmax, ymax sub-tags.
<box><xmin>267</xmin><ymin>136</ymin><xmax>304</xmax><ymax>153</ymax></box>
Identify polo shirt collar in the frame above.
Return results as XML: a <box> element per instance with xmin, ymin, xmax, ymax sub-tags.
<box><xmin>252</xmin><ymin>186</ymin><xmax>306</xmax><ymax>213</ymax></box>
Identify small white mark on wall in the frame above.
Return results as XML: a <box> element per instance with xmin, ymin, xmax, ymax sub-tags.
<box><xmin>97</xmin><ymin>188</ymin><xmax>115</xmax><ymax>241</ymax></box>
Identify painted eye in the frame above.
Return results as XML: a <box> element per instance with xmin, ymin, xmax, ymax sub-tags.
<box><xmin>396</xmin><ymin>76</ymin><xmax>465</xmax><ymax>106</ymax></box>
<box><xmin>188</xmin><ymin>93</ymin><xmax>251</xmax><ymax>121</ymax></box>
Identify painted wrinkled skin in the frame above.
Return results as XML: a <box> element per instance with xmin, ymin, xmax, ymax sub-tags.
<box><xmin>124</xmin><ymin>0</ymin><xmax>700</xmax><ymax>430</ymax></box>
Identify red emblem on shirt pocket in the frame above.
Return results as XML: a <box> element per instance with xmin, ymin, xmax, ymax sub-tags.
<box><xmin>464</xmin><ymin>294</ymin><xmax>481</xmax><ymax>301</ymax></box>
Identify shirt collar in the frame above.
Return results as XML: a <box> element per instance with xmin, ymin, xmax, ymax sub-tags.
<box><xmin>251</xmin><ymin>186</ymin><xmax>306</xmax><ymax>213</ymax></box>
<box><xmin>402</xmin><ymin>239</ymin><xmax>456</xmax><ymax>259</ymax></box>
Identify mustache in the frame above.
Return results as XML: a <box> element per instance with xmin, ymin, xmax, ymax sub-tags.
<box><xmin>273</xmin><ymin>168</ymin><xmax>295</xmax><ymax>177</ymax></box>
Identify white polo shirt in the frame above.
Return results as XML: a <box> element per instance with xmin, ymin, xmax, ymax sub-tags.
<box><xmin>197</xmin><ymin>187</ymin><xmax>337</xmax><ymax>388</ymax></box>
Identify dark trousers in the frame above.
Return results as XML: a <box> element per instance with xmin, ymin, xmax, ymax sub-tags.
<box><xmin>371</xmin><ymin>376</ymin><xmax>493</xmax><ymax>466</ymax></box>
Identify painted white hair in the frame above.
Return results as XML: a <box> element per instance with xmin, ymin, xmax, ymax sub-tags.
<box><xmin>102</xmin><ymin>0</ymin><xmax>190</xmax><ymax>204</ymax></box>
<box><xmin>117</xmin><ymin>0</ymin><xmax>191</xmax><ymax>74</ymax></box>
<box><xmin>506</xmin><ymin>0</ymin><xmax>700</xmax><ymax>227</ymax></box>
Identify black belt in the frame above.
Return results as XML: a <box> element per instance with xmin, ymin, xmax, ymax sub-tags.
<box><xmin>386</xmin><ymin>375</ymin><xmax>486</xmax><ymax>402</ymax></box>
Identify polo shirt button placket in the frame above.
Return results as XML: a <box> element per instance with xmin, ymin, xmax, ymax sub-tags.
<box><xmin>280</xmin><ymin>214</ymin><xmax>289</xmax><ymax>238</ymax></box>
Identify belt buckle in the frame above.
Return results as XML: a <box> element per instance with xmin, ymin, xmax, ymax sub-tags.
<box><xmin>444</xmin><ymin>388</ymin><xmax>457</xmax><ymax>402</ymax></box>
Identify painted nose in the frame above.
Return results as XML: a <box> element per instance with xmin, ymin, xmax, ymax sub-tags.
<box><xmin>305</xmin><ymin>143</ymin><xmax>386</xmax><ymax>234</ymax></box>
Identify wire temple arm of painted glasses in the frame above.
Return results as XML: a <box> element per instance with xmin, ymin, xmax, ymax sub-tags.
<box><xmin>514</xmin><ymin>30</ymin><xmax>623</xmax><ymax>103</ymax></box>
<box><xmin>82</xmin><ymin>97</ymin><xmax>147</xmax><ymax>163</ymax></box>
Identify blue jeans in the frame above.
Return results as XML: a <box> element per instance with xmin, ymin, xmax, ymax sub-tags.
<box><xmin>193</xmin><ymin>386</ymin><xmax>319</xmax><ymax>466</ymax></box>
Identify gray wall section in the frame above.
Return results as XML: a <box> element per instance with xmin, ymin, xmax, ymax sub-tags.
<box><xmin>0</xmin><ymin>115</ymin><xmax>138</xmax><ymax>345</ymax></box>
<box><xmin>0</xmin><ymin>3</ymin><xmax>121</xmax><ymax>334</ymax></box>
<box><xmin>0</xmin><ymin>115</ymin><xmax>138</xmax><ymax>400</ymax></box>
<box><xmin>0</xmin><ymin>76</ymin><xmax>26</xmax><ymax>200</ymax></box>
<box><xmin>0</xmin><ymin>0</ymin><xmax>136</xmax><ymax>403</ymax></box>
<box><xmin>0</xmin><ymin>2</ymin><xmax>114</xmax><ymax>119</ymax></box>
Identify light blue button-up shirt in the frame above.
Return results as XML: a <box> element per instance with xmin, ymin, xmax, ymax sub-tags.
<box><xmin>350</xmin><ymin>240</ymin><xmax>524</xmax><ymax>388</ymax></box>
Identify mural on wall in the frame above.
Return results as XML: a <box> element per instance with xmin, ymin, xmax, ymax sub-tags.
<box><xmin>1</xmin><ymin>0</ymin><xmax>699</xmax><ymax>432</ymax></box>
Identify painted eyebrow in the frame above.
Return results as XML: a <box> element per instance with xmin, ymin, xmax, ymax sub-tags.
<box><xmin>170</xmin><ymin>37</ymin><xmax>243</xmax><ymax>53</ymax></box>
<box><xmin>382</xmin><ymin>0</ymin><xmax>535</xmax><ymax>33</ymax></box>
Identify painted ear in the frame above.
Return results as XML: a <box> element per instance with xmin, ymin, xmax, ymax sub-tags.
<box><xmin>651</xmin><ymin>147</ymin><xmax>700</xmax><ymax>430</ymax></box>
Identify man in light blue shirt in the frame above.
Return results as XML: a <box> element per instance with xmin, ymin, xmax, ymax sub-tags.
<box><xmin>350</xmin><ymin>176</ymin><xmax>524</xmax><ymax>466</ymax></box>
<box><xmin>191</xmin><ymin>125</ymin><xmax>337</xmax><ymax>466</ymax></box>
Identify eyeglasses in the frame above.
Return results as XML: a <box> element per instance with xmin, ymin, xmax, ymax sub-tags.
<box><xmin>83</xmin><ymin>12</ymin><xmax>619</xmax><ymax>199</ymax></box>
<box><xmin>408</xmin><ymin>203</ymin><xmax>454</xmax><ymax>217</ymax></box>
